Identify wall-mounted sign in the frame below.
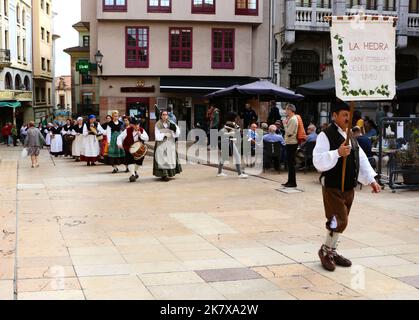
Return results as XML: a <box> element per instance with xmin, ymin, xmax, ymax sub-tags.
<box><xmin>121</xmin><ymin>86</ymin><xmax>155</xmax><ymax>93</ymax></box>
<box><xmin>76</xmin><ymin>61</ymin><xmax>97</xmax><ymax>74</ymax></box>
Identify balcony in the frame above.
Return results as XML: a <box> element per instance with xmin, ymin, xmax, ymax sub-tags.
<box><xmin>408</xmin><ymin>13</ymin><xmax>419</xmax><ymax>36</ymax></box>
<box><xmin>0</xmin><ymin>90</ymin><xmax>32</xmax><ymax>101</ymax></box>
<box><xmin>0</xmin><ymin>49</ymin><xmax>11</xmax><ymax>68</ymax></box>
<box><xmin>76</xmin><ymin>104</ymin><xmax>99</xmax><ymax>116</ymax></box>
<box><xmin>295</xmin><ymin>6</ymin><xmax>332</xmax><ymax>32</ymax></box>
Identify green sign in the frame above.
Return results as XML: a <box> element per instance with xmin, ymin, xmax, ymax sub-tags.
<box><xmin>76</xmin><ymin>60</ymin><xmax>90</xmax><ymax>74</ymax></box>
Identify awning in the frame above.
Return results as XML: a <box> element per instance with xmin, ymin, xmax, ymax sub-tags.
<box><xmin>160</xmin><ymin>76</ymin><xmax>257</xmax><ymax>93</ymax></box>
<box><xmin>0</xmin><ymin>101</ymin><xmax>21</xmax><ymax>108</ymax></box>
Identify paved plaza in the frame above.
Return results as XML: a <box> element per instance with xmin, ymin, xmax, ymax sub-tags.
<box><xmin>1</xmin><ymin>145</ymin><xmax>419</xmax><ymax>300</ymax></box>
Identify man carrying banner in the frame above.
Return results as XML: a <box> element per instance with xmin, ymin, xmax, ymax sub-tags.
<box><xmin>313</xmin><ymin>102</ymin><xmax>381</xmax><ymax>272</ymax></box>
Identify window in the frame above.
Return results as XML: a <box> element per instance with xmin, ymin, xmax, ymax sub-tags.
<box><xmin>41</xmin><ymin>58</ymin><xmax>46</xmax><ymax>70</ymax></box>
<box><xmin>82</xmin><ymin>74</ymin><xmax>93</xmax><ymax>85</ymax></box>
<box><xmin>41</xmin><ymin>27</ymin><xmax>45</xmax><ymax>40</ymax></box>
<box><xmin>192</xmin><ymin>0</ymin><xmax>215</xmax><ymax>13</ymax></box>
<box><xmin>47</xmin><ymin>31</ymin><xmax>50</xmax><ymax>43</ymax></box>
<box><xmin>148</xmin><ymin>0</ymin><xmax>171</xmax><ymax>13</ymax></box>
<box><xmin>46</xmin><ymin>2</ymin><xmax>50</xmax><ymax>14</ymax></box>
<box><xmin>22</xmin><ymin>9</ymin><xmax>25</xmax><ymax>26</ymax></box>
<box><xmin>24</xmin><ymin>76</ymin><xmax>30</xmax><ymax>91</ymax></box>
<box><xmin>366</xmin><ymin>0</ymin><xmax>377</xmax><ymax>10</ymax></box>
<box><xmin>383</xmin><ymin>0</ymin><xmax>396</xmax><ymax>11</ymax></box>
<box><xmin>16</xmin><ymin>4</ymin><xmax>20</xmax><ymax>23</ymax></box>
<box><xmin>212</xmin><ymin>29</ymin><xmax>234</xmax><ymax>69</ymax></box>
<box><xmin>41</xmin><ymin>0</ymin><xmax>44</xmax><ymax>10</ymax></box>
<box><xmin>47</xmin><ymin>60</ymin><xmax>51</xmax><ymax>72</ymax></box>
<box><xmin>15</xmin><ymin>74</ymin><xmax>22</xmax><ymax>90</ymax></box>
<box><xmin>23</xmin><ymin>38</ymin><xmax>26</xmax><ymax>61</ymax></box>
<box><xmin>17</xmin><ymin>36</ymin><xmax>20</xmax><ymax>60</ymax></box>
<box><xmin>48</xmin><ymin>88</ymin><xmax>51</xmax><ymax>104</ymax></box>
<box><xmin>169</xmin><ymin>28</ymin><xmax>192</xmax><ymax>68</ymax></box>
<box><xmin>83</xmin><ymin>35</ymin><xmax>90</xmax><ymax>47</ymax></box>
<box><xmin>126</xmin><ymin>27</ymin><xmax>149</xmax><ymax>68</ymax></box>
<box><xmin>4</xmin><ymin>0</ymin><xmax>8</xmax><ymax>16</ymax></box>
<box><xmin>5</xmin><ymin>73</ymin><xmax>13</xmax><ymax>90</ymax></box>
<box><xmin>103</xmin><ymin>0</ymin><xmax>127</xmax><ymax>12</ymax></box>
<box><xmin>5</xmin><ymin>30</ymin><xmax>9</xmax><ymax>50</ymax></box>
<box><xmin>235</xmin><ymin>0</ymin><xmax>258</xmax><ymax>15</ymax></box>
<box><xmin>410</xmin><ymin>0</ymin><xmax>419</xmax><ymax>13</ymax></box>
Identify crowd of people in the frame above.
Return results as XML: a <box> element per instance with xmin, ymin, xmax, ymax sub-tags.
<box><xmin>18</xmin><ymin>110</ymin><xmax>182</xmax><ymax>183</ymax></box>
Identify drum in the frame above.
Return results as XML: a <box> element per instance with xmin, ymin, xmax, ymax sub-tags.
<box><xmin>64</xmin><ymin>135</ymin><xmax>75</xmax><ymax>142</ymax></box>
<box><xmin>129</xmin><ymin>141</ymin><xmax>148</xmax><ymax>160</ymax></box>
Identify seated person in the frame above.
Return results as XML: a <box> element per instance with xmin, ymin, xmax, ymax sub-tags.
<box><xmin>296</xmin><ymin>125</ymin><xmax>317</xmax><ymax>169</ymax></box>
<box><xmin>263</xmin><ymin>125</ymin><xmax>286</xmax><ymax>145</ymax></box>
<box><xmin>364</xmin><ymin>119</ymin><xmax>378</xmax><ymax>138</ymax></box>
<box><xmin>353</xmin><ymin>126</ymin><xmax>373</xmax><ymax>158</ymax></box>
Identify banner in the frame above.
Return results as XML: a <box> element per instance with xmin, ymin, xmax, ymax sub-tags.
<box><xmin>330</xmin><ymin>16</ymin><xmax>396</xmax><ymax>101</ymax></box>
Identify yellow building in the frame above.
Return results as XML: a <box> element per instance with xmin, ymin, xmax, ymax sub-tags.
<box><xmin>31</xmin><ymin>0</ymin><xmax>53</xmax><ymax>124</ymax></box>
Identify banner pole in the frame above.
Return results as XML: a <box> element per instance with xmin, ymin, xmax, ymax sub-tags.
<box><xmin>341</xmin><ymin>101</ymin><xmax>355</xmax><ymax>193</ymax></box>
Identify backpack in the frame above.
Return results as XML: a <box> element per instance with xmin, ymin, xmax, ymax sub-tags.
<box><xmin>296</xmin><ymin>115</ymin><xmax>307</xmax><ymax>145</ymax></box>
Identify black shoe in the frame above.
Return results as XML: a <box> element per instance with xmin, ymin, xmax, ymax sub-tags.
<box><xmin>281</xmin><ymin>182</ymin><xmax>289</xmax><ymax>187</ymax></box>
<box><xmin>91</xmin><ymin>162</ymin><xmax>96</xmax><ymax>166</ymax></box>
<box><xmin>129</xmin><ymin>175</ymin><xmax>136</xmax><ymax>183</ymax></box>
<box><xmin>87</xmin><ymin>162</ymin><xmax>91</xmax><ymax>166</ymax></box>
<box><xmin>125</xmin><ymin>168</ymin><xmax>129</xmax><ymax>173</ymax></box>
<box><xmin>135</xmin><ymin>173</ymin><xmax>139</xmax><ymax>180</ymax></box>
<box><xmin>112</xmin><ymin>168</ymin><xmax>119</xmax><ymax>174</ymax></box>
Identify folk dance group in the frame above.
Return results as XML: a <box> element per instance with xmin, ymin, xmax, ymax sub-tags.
<box><xmin>42</xmin><ymin>110</ymin><xmax>182</xmax><ymax>182</ymax></box>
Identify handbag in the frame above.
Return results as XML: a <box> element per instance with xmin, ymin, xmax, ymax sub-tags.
<box><xmin>21</xmin><ymin>148</ymin><xmax>28</xmax><ymax>158</ymax></box>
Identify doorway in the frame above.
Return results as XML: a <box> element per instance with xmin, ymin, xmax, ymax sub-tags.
<box><xmin>126</xmin><ymin>97</ymin><xmax>150</xmax><ymax>132</ymax></box>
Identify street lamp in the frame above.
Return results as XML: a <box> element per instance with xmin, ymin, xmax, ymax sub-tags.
<box><xmin>95</xmin><ymin>50</ymin><xmax>104</xmax><ymax>73</ymax></box>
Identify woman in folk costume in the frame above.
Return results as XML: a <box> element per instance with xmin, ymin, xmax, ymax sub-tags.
<box><xmin>153</xmin><ymin>110</ymin><xmax>182</xmax><ymax>181</ymax></box>
<box><xmin>44</xmin><ymin>123</ymin><xmax>52</xmax><ymax>147</ymax></box>
<box><xmin>81</xmin><ymin>115</ymin><xmax>105</xmax><ymax>166</ymax></box>
<box><xmin>50</xmin><ymin>121</ymin><xmax>63</xmax><ymax>157</ymax></box>
<box><xmin>313</xmin><ymin>102</ymin><xmax>381</xmax><ymax>272</ymax></box>
<box><xmin>106</xmin><ymin>110</ymin><xmax>126</xmax><ymax>173</ymax></box>
<box><xmin>71</xmin><ymin>117</ymin><xmax>85</xmax><ymax>162</ymax></box>
<box><xmin>61</xmin><ymin>119</ymin><xmax>74</xmax><ymax>158</ymax></box>
<box><xmin>117</xmin><ymin>117</ymin><xmax>149</xmax><ymax>183</ymax></box>
<box><xmin>99</xmin><ymin>115</ymin><xmax>112</xmax><ymax>163</ymax></box>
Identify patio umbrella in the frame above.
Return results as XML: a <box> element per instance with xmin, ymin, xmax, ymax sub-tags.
<box><xmin>397</xmin><ymin>77</ymin><xmax>419</xmax><ymax>99</ymax></box>
<box><xmin>237</xmin><ymin>80</ymin><xmax>304</xmax><ymax>101</ymax></box>
<box><xmin>295</xmin><ymin>77</ymin><xmax>336</xmax><ymax>100</ymax></box>
<box><xmin>205</xmin><ymin>84</ymin><xmax>241</xmax><ymax>99</ymax></box>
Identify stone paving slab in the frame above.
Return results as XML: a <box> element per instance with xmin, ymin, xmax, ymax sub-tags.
<box><xmin>2</xmin><ymin>145</ymin><xmax>419</xmax><ymax>300</ymax></box>
<box><xmin>196</xmin><ymin>268</ymin><xmax>263</xmax><ymax>283</ymax></box>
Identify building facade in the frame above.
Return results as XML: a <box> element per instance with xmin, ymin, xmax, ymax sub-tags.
<box><xmin>32</xmin><ymin>0</ymin><xmax>53</xmax><ymax>125</ymax></box>
<box><xmin>64</xmin><ymin>21</ymin><xmax>100</xmax><ymax>119</ymax></box>
<box><xmin>55</xmin><ymin>75</ymin><xmax>71</xmax><ymax>110</ymax></box>
<box><xmin>275</xmin><ymin>0</ymin><xmax>419</xmax><ymax>123</ymax></box>
<box><xmin>0</xmin><ymin>0</ymin><xmax>32</xmax><ymax>127</ymax></box>
<box><xmin>78</xmin><ymin>0</ymin><xmax>272</xmax><ymax>132</ymax></box>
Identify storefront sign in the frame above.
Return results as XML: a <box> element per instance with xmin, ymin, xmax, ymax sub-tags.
<box><xmin>121</xmin><ymin>86</ymin><xmax>155</xmax><ymax>93</ymax></box>
<box><xmin>330</xmin><ymin>16</ymin><xmax>396</xmax><ymax>101</ymax></box>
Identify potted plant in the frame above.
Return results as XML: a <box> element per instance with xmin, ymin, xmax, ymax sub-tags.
<box><xmin>396</xmin><ymin>127</ymin><xmax>419</xmax><ymax>185</ymax></box>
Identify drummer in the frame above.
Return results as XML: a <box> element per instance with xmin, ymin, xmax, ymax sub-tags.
<box><xmin>117</xmin><ymin>117</ymin><xmax>149</xmax><ymax>183</ymax></box>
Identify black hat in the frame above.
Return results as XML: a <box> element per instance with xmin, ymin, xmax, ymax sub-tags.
<box><xmin>331</xmin><ymin>100</ymin><xmax>350</xmax><ymax>113</ymax></box>
<box><xmin>129</xmin><ymin>117</ymin><xmax>141</xmax><ymax>125</ymax></box>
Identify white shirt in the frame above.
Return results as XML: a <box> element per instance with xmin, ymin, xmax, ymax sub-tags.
<box><xmin>117</xmin><ymin>128</ymin><xmax>149</xmax><ymax>148</ymax></box>
<box><xmin>83</xmin><ymin>123</ymin><xmax>106</xmax><ymax>137</ymax></box>
<box><xmin>155</xmin><ymin>121</ymin><xmax>180</xmax><ymax>142</ymax></box>
<box><xmin>313</xmin><ymin>123</ymin><xmax>377</xmax><ymax>186</ymax></box>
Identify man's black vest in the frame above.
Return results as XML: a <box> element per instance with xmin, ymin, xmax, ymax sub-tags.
<box><xmin>321</xmin><ymin>123</ymin><xmax>360</xmax><ymax>191</ymax></box>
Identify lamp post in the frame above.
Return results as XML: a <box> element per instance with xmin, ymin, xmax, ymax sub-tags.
<box><xmin>95</xmin><ymin>50</ymin><xmax>104</xmax><ymax>74</ymax></box>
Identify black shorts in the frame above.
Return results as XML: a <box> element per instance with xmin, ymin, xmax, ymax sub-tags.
<box><xmin>125</xmin><ymin>152</ymin><xmax>145</xmax><ymax>166</ymax></box>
